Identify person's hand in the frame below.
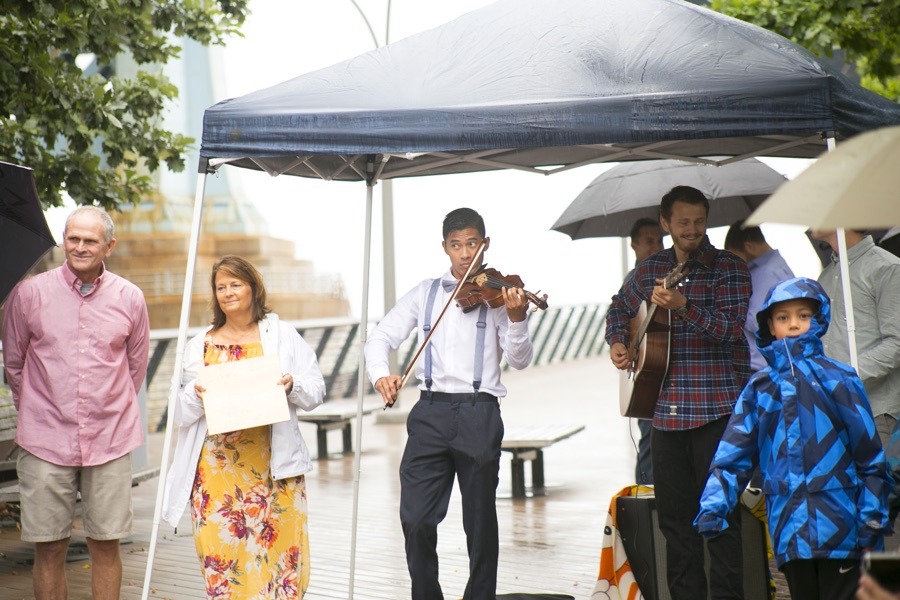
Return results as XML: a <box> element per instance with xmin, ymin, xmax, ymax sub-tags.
<box><xmin>610</xmin><ymin>342</ymin><xmax>631</xmax><ymax>370</ymax></box>
<box><xmin>375</xmin><ymin>375</ymin><xmax>403</xmax><ymax>408</ymax></box>
<box><xmin>501</xmin><ymin>286</ymin><xmax>529</xmax><ymax>323</ymax></box>
<box><xmin>651</xmin><ymin>279</ymin><xmax>687</xmax><ymax>311</ymax></box>
<box><xmin>194</xmin><ymin>382</ymin><xmax>206</xmax><ymax>403</ymax></box>
<box><xmin>279</xmin><ymin>373</ymin><xmax>293</xmax><ymax>394</ymax></box>
<box><xmin>857</xmin><ymin>573</ymin><xmax>900</xmax><ymax>600</ymax></box>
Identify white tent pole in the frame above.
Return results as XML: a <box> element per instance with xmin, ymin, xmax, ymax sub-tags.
<box><xmin>825</xmin><ymin>135</ymin><xmax>859</xmax><ymax>371</ymax></box>
<box><xmin>836</xmin><ymin>231</ymin><xmax>858</xmax><ymax>370</ymax></box>
<box><xmin>349</xmin><ymin>165</ymin><xmax>376</xmax><ymax>598</ymax></box>
<box><xmin>141</xmin><ymin>170</ymin><xmax>208</xmax><ymax>599</ymax></box>
<box><xmin>383</xmin><ymin>180</ymin><xmax>397</xmax><ymax>375</ymax></box>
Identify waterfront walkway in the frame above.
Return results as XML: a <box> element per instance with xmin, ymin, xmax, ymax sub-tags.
<box><xmin>0</xmin><ymin>357</ymin><xmax>775</xmax><ymax>599</ymax></box>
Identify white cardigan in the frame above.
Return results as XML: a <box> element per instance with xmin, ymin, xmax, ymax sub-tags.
<box><xmin>161</xmin><ymin>314</ymin><xmax>325</xmax><ymax>527</ymax></box>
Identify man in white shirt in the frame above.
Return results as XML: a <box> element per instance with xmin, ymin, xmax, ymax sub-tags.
<box><xmin>365</xmin><ymin>207</ymin><xmax>535</xmax><ymax>600</ymax></box>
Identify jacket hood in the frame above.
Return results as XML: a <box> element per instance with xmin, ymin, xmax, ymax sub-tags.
<box><xmin>755</xmin><ymin>277</ymin><xmax>830</xmax><ymax>349</ymax></box>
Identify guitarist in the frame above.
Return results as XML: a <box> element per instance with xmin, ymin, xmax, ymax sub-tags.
<box><xmin>605</xmin><ymin>186</ymin><xmax>752</xmax><ymax>600</ymax></box>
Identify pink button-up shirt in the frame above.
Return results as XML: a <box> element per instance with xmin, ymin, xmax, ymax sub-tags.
<box><xmin>2</xmin><ymin>262</ymin><xmax>150</xmax><ymax>466</ymax></box>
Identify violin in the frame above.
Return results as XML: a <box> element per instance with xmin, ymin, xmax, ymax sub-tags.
<box><xmin>455</xmin><ymin>265</ymin><xmax>549</xmax><ymax>313</ymax></box>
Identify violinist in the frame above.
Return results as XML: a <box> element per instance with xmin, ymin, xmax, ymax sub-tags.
<box><xmin>365</xmin><ymin>207</ymin><xmax>535</xmax><ymax>600</ymax></box>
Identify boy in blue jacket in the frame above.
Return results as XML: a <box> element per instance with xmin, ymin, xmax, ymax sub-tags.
<box><xmin>694</xmin><ymin>277</ymin><xmax>893</xmax><ymax>600</ymax></box>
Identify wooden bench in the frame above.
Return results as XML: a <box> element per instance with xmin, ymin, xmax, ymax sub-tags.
<box><xmin>501</xmin><ymin>424</ymin><xmax>585</xmax><ymax>499</ymax></box>
<box><xmin>0</xmin><ymin>396</ymin><xmax>18</xmax><ymax>477</ymax></box>
<box><xmin>297</xmin><ymin>399</ymin><xmax>383</xmax><ymax>459</ymax></box>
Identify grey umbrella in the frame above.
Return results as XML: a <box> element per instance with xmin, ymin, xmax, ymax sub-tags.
<box><xmin>551</xmin><ymin>158</ymin><xmax>789</xmax><ymax>239</ymax></box>
<box><xmin>0</xmin><ymin>161</ymin><xmax>56</xmax><ymax>306</ymax></box>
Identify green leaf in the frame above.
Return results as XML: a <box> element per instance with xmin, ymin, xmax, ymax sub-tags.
<box><xmin>0</xmin><ymin>0</ymin><xmax>250</xmax><ymax>210</ymax></box>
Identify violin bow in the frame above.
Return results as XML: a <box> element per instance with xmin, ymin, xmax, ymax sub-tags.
<box><xmin>395</xmin><ymin>240</ymin><xmax>487</xmax><ymax>395</ymax></box>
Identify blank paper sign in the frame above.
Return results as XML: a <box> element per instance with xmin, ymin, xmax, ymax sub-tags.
<box><xmin>199</xmin><ymin>354</ymin><xmax>290</xmax><ymax>435</ymax></box>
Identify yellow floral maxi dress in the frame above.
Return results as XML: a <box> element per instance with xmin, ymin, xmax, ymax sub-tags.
<box><xmin>191</xmin><ymin>338</ymin><xmax>311</xmax><ymax>599</ymax></box>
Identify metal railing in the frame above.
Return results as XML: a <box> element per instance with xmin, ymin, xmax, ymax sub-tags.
<box><xmin>0</xmin><ymin>302</ymin><xmax>608</xmax><ymax>438</ymax></box>
<box><xmin>124</xmin><ymin>269</ymin><xmax>346</xmax><ymax>299</ymax></box>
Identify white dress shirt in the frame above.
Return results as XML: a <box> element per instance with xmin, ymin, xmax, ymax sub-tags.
<box><xmin>365</xmin><ymin>271</ymin><xmax>534</xmax><ymax>397</ymax></box>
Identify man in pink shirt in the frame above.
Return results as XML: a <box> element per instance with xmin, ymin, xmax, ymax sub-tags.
<box><xmin>2</xmin><ymin>206</ymin><xmax>149</xmax><ymax>600</ymax></box>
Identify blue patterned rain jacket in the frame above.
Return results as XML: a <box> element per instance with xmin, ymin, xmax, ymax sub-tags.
<box><xmin>694</xmin><ymin>277</ymin><xmax>893</xmax><ymax>568</ymax></box>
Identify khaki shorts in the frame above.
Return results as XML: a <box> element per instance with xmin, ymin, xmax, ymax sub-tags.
<box><xmin>16</xmin><ymin>450</ymin><xmax>133</xmax><ymax>543</ymax></box>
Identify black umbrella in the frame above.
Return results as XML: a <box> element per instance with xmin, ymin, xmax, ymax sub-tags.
<box><xmin>0</xmin><ymin>161</ymin><xmax>56</xmax><ymax>306</ymax></box>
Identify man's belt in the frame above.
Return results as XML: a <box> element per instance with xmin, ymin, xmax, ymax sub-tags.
<box><xmin>419</xmin><ymin>391</ymin><xmax>498</xmax><ymax>403</ymax></box>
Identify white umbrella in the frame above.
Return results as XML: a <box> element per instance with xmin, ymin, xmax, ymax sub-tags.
<box><xmin>746</xmin><ymin>126</ymin><xmax>900</xmax><ymax>371</ymax></box>
<box><xmin>551</xmin><ymin>157</ymin><xmax>788</xmax><ymax>239</ymax></box>
<box><xmin>745</xmin><ymin>125</ymin><xmax>900</xmax><ymax>229</ymax></box>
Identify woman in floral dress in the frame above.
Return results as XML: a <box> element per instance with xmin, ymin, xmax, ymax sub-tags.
<box><xmin>163</xmin><ymin>255</ymin><xmax>325</xmax><ymax>599</ymax></box>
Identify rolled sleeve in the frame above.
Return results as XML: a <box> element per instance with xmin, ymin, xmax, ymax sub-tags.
<box><xmin>501</xmin><ymin>318</ymin><xmax>533</xmax><ymax>370</ymax></box>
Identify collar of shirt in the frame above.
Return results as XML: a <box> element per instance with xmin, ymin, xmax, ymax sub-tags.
<box><xmin>829</xmin><ymin>235</ymin><xmax>874</xmax><ymax>266</ymax></box>
<box><xmin>441</xmin><ymin>271</ymin><xmax>458</xmax><ymax>292</ymax></box>
<box><xmin>62</xmin><ymin>260</ymin><xmax>106</xmax><ymax>294</ymax></box>
<box><xmin>748</xmin><ymin>249</ymin><xmax>779</xmax><ymax>271</ymax></box>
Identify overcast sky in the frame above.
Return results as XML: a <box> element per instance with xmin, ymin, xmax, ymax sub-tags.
<box><xmin>45</xmin><ymin>1</ymin><xmax>823</xmax><ymax>318</ymax></box>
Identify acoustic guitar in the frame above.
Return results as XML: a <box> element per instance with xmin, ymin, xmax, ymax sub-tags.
<box><xmin>619</xmin><ymin>262</ymin><xmax>688</xmax><ymax>419</ymax></box>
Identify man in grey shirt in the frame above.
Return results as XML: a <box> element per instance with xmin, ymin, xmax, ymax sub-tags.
<box><xmin>810</xmin><ymin>229</ymin><xmax>900</xmax><ymax>453</ymax></box>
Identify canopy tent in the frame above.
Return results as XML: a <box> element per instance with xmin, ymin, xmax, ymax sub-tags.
<box><xmin>143</xmin><ymin>0</ymin><xmax>900</xmax><ymax>596</ymax></box>
<box><xmin>198</xmin><ymin>0</ymin><xmax>899</xmax><ymax>179</ymax></box>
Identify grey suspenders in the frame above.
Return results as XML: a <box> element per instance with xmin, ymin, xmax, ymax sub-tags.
<box><xmin>422</xmin><ymin>278</ymin><xmax>441</xmax><ymax>391</ymax></box>
<box><xmin>423</xmin><ymin>278</ymin><xmax>489</xmax><ymax>393</ymax></box>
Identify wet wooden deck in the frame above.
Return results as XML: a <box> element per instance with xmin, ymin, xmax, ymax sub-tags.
<box><xmin>0</xmin><ymin>358</ymin><xmax>650</xmax><ymax>599</ymax></box>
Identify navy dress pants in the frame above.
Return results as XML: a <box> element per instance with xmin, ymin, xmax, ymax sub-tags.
<box><xmin>399</xmin><ymin>392</ymin><xmax>503</xmax><ymax>600</ymax></box>
<box><xmin>652</xmin><ymin>416</ymin><xmax>744</xmax><ymax>600</ymax></box>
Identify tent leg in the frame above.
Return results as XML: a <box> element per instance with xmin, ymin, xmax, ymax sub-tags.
<box><xmin>141</xmin><ymin>171</ymin><xmax>209</xmax><ymax>600</ymax></box>
<box><xmin>825</xmin><ymin>135</ymin><xmax>859</xmax><ymax>371</ymax></box>
<box><xmin>349</xmin><ymin>178</ymin><xmax>376</xmax><ymax>599</ymax></box>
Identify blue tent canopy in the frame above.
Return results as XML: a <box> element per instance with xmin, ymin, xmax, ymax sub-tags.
<box><xmin>199</xmin><ymin>0</ymin><xmax>900</xmax><ymax>181</ymax></box>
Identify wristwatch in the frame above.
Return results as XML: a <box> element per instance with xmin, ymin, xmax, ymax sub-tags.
<box><xmin>674</xmin><ymin>299</ymin><xmax>690</xmax><ymax>318</ymax></box>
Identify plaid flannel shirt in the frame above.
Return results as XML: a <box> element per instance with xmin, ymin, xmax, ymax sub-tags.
<box><xmin>606</xmin><ymin>238</ymin><xmax>751</xmax><ymax>431</ymax></box>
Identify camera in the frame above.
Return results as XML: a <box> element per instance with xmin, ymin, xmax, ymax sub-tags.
<box><xmin>862</xmin><ymin>551</ymin><xmax>900</xmax><ymax>592</ymax></box>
